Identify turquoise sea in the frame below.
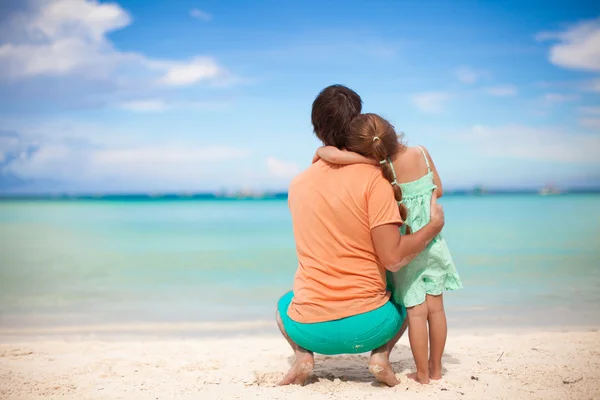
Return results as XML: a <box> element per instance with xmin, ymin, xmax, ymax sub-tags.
<box><xmin>1</xmin><ymin>195</ymin><xmax>599</xmax><ymax>336</ymax></box>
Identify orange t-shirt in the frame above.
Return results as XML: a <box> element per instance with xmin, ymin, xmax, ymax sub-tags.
<box><xmin>287</xmin><ymin>160</ymin><xmax>403</xmax><ymax>323</ymax></box>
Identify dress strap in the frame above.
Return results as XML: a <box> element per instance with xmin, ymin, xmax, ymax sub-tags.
<box><xmin>418</xmin><ymin>146</ymin><xmax>431</xmax><ymax>172</ymax></box>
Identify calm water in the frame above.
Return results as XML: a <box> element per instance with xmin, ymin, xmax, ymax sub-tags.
<box><xmin>1</xmin><ymin>195</ymin><xmax>599</xmax><ymax>335</ymax></box>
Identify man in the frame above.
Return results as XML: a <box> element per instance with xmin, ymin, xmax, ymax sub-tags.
<box><xmin>276</xmin><ymin>85</ymin><xmax>445</xmax><ymax>386</ymax></box>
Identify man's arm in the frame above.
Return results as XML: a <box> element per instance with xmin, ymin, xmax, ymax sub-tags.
<box><xmin>371</xmin><ymin>197</ymin><xmax>444</xmax><ymax>272</ymax></box>
<box><xmin>317</xmin><ymin>146</ymin><xmax>377</xmax><ymax>165</ymax></box>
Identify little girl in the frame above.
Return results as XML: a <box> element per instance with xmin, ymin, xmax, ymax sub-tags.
<box><xmin>313</xmin><ymin>113</ymin><xmax>462</xmax><ymax>384</ymax></box>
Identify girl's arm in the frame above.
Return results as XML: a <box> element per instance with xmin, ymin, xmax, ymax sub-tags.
<box><xmin>316</xmin><ymin>146</ymin><xmax>377</xmax><ymax>165</ymax></box>
<box><xmin>421</xmin><ymin>146</ymin><xmax>443</xmax><ymax>198</ymax></box>
<box><xmin>312</xmin><ymin>151</ymin><xmax>321</xmax><ymax>164</ymax></box>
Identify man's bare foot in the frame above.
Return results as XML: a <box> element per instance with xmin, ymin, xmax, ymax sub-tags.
<box><xmin>429</xmin><ymin>360</ymin><xmax>442</xmax><ymax>380</ymax></box>
<box><xmin>278</xmin><ymin>351</ymin><xmax>314</xmax><ymax>386</ymax></box>
<box><xmin>407</xmin><ymin>371</ymin><xmax>431</xmax><ymax>384</ymax></box>
<box><xmin>369</xmin><ymin>352</ymin><xmax>399</xmax><ymax>387</ymax></box>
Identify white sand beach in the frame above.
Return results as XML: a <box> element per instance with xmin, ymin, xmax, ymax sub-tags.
<box><xmin>1</xmin><ymin>328</ymin><xmax>599</xmax><ymax>400</ymax></box>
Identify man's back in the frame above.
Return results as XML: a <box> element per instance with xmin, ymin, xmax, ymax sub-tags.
<box><xmin>287</xmin><ymin>160</ymin><xmax>402</xmax><ymax>323</ymax></box>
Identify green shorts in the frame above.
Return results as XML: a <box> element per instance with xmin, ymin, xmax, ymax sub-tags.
<box><xmin>277</xmin><ymin>291</ymin><xmax>407</xmax><ymax>355</ymax></box>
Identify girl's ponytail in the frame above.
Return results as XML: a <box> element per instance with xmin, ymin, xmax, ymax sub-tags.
<box><xmin>346</xmin><ymin>114</ymin><xmax>410</xmax><ymax>231</ymax></box>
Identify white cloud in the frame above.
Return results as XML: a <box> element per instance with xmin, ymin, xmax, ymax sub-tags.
<box><xmin>156</xmin><ymin>57</ymin><xmax>222</xmax><ymax>86</ymax></box>
<box><xmin>579</xmin><ymin>118</ymin><xmax>600</xmax><ymax>129</ymax></box>
<box><xmin>537</xmin><ymin>17</ymin><xmax>600</xmax><ymax>72</ymax></box>
<box><xmin>4</xmin><ymin>142</ymin><xmax>253</xmax><ymax>185</ymax></box>
<box><xmin>485</xmin><ymin>85</ymin><xmax>518</xmax><ymax>97</ymax></box>
<box><xmin>0</xmin><ymin>132</ymin><xmax>32</xmax><ymax>166</ymax></box>
<box><xmin>543</xmin><ymin>93</ymin><xmax>580</xmax><ymax>102</ymax></box>
<box><xmin>0</xmin><ymin>40</ymin><xmax>126</xmax><ymax>78</ymax></box>
<box><xmin>455</xmin><ymin>66</ymin><xmax>487</xmax><ymax>84</ymax></box>
<box><xmin>0</xmin><ymin>117</ymin><xmax>144</xmax><ymax>146</ymax></box>
<box><xmin>117</xmin><ymin>99</ymin><xmax>170</xmax><ymax>112</ymax></box>
<box><xmin>580</xmin><ymin>106</ymin><xmax>600</xmax><ymax>115</ymax></box>
<box><xmin>464</xmin><ymin>125</ymin><xmax>600</xmax><ymax>163</ymax></box>
<box><xmin>190</xmin><ymin>9</ymin><xmax>212</xmax><ymax>21</ymax></box>
<box><xmin>0</xmin><ymin>0</ymin><xmax>230</xmax><ymax>86</ymax></box>
<box><xmin>91</xmin><ymin>146</ymin><xmax>250</xmax><ymax>170</ymax></box>
<box><xmin>576</xmin><ymin>102</ymin><xmax>600</xmax><ymax>128</ymax></box>
<box><xmin>537</xmin><ymin>78</ymin><xmax>600</xmax><ymax>93</ymax></box>
<box><xmin>115</xmin><ymin>99</ymin><xmax>230</xmax><ymax>113</ymax></box>
<box><xmin>0</xmin><ymin>135</ymin><xmax>20</xmax><ymax>153</ymax></box>
<box><xmin>410</xmin><ymin>92</ymin><xmax>450</xmax><ymax>113</ymax></box>
<box><xmin>266</xmin><ymin>157</ymin><xmax>300</xmax><ymax>179</ymax></box>
<box><xmin>583</xmin><ymin>78</ymin><xmax>600</xmax><ymax>92</ymax></box>
<box><xmin>27</xmin><ymin>0</ymin><xmax>131</xmax><ymax>41</ymax></box>
<box><xmin>0</xmin><ymin>117</ymin><xmax>257</xmax><ymax>190</ymax></box>
<box><xmin>0</xmin><ymin>0</ymin><xmax>133</xmax><ymax>79</ymax></box>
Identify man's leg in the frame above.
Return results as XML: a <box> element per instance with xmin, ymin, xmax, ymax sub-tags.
<box><xmin>368</xmin><ymin>319</ymin><xmax>408</xmax><ymax>387</ymax></box>
<box><xmin>388</xmin><ymin>318</ymin><xmax>409</xmax><ymax>353</ymax></box>
<box><xmin>276</xmin><ymin>310</ymin><xmax>314</xmax><ymax>386</ymax></box>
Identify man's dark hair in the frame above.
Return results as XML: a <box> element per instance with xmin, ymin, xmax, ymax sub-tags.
<box><xmin>311</xmin><ymin>84</ymin><xmax>362</xmax><ymax>148</ymax></box>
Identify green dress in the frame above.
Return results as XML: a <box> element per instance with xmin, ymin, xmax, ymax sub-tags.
<box><xmin>386</xmin><ymin>147</ymin><xmax>463</xmax><ymax>308</ymax></box>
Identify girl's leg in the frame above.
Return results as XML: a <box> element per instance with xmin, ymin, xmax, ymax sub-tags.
<box><xmin>407</xmin><ymin>301</ymin><xmax>430</xmax><ymax>384</ymax></box>
<box><xmin>426</xmin><ymin>294</ymin><xmax>447</xmax><ymax>380</ymax></box>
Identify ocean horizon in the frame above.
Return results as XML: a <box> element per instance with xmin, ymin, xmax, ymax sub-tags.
<box><xmin>1</xmin><ymin>194</ymin><xmax>599</xmax><ymax>338</ymax></box>
<box><xmin>1</xmin><ymin>186</ymin><xmax>599</xmax><ymax>201</ymax></box>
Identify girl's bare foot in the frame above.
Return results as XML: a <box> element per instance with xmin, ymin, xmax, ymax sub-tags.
<box><xmin>429</xmin><ymin>360</ymin><xmax>442</xmax><ymax>380</ymax></box>
<box><xmin>278</xmin><ymin>351</ymin><xmax>314</xmax><ymax>386</ymax></box>
<box><xmin>369</xmin><ymin>352</ymin><xmax>399</xmax><ymax>387</ymax></box>
<box><xmin>407</xmin><ymin>371</ymin><xmax>431</xmax><ymax>384</ymax></box>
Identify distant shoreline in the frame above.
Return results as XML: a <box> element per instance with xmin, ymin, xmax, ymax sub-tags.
<box><xmin>0</xmin><ymin>189</ymin><xmax>599</xmax><ymax>201</ymax></box>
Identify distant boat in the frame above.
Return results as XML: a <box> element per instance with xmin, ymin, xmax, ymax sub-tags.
<box><xmin>539</xmin><ymin>185</ymin><xmax>561</xmax><ymax>196</ymax></box>
<box><xmin>472</xmin><ymin>185</ymin><xmax>488</xmax><ymax>195</ymax></box>
<box><xmin>235</xmin><ymin>188</ymin><xmax>265</xmax><ymax>199</ymax></box>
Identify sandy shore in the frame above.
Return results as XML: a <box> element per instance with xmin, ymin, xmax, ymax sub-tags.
<box><xmin>1</xmin><ymin>329</ymin><xmax>599</xmax><ymax>400</ymax></box>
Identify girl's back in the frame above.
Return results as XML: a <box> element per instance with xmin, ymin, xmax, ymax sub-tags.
<box><xmin>389</xmin><ymin>146</ymin><xmax>437</xmax><ymax>235</ymax></box>
<box><xmin>391</xmin><ymin>146</ymin><xmax>430</xmax><ymax>183</ymax></box>
<box><xmin>391</xmin><ymin>146</ymin><xmax>442</xmax><ymax>199</ymax></box>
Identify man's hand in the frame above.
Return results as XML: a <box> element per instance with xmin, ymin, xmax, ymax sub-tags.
<box><xmin>370</xmin><ymin>190</ymin><xmax>445</xmax><ymax>273</ymax></box>
<box><xmin>429</xmin><ymin>195</ymin><xmax>445</xmax><ymax>233</ymax></box>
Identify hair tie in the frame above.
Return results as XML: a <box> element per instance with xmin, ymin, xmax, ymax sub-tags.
<box><xmin>372</xmin><ymin>136</ymin><xmax>380</xmax><ymax>142</ymax></box>
<box><xmin>391</xmin><ymin>180</ymin><xmax>399</xmax><ymax>186</ymax></box>
<box><xmin>379</xmin><ymin>159</ymin><xmax>387</xmax><ymax>164</ymax></box>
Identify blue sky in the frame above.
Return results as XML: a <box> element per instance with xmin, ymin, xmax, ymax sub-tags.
<box><xmin>0</xmin><ymin>0</ymin><xmax>599</xmax><ymax>193</ymax></box>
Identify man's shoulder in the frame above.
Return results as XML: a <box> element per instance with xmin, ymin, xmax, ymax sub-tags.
<box><xmin>294</xmin><ymin>161</ymin><xmax>379</xmax><ymax>180</ymax></box>
<box><xmin>342</xmin><ymin>163</ymin><xmax>386</xmax><ymax>187</ymax></box>
<box><xmin>290</xmin><ymin>161</ymin><xmax>381</xmax><ymax>193</ymax></box>
<box><xmin>289</xmin><ymin>163</ymin><xmax>315</xmax><ymax>188</ymax></box>
<box><xmin>344</xmin><ymin>162</ymin><xmax>381</xmax><ymax>174</ymax></box>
